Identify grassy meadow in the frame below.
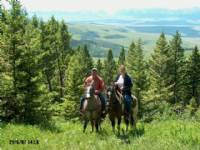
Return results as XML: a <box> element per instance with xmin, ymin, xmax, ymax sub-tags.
<box><xmin>1</xmin><ymin>117</ymin><xmax>200</xmax><ymax>150</ymax></box>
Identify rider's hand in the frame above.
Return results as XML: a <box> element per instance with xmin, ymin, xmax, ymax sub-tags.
<box><xmin>95</xmin><ymin>90</ymin><xmax>100</xmax><ymax>94</ymax></box>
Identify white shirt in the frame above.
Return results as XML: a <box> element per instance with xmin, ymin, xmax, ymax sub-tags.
<box><xmin>116</xmin><ymin>75</ymin><xmax>124</xmax><ymax>90</ymax></box>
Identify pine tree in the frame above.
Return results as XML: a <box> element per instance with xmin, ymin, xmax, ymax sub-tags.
<box><xmin>82</xmin><ymin>44</ymin><xmax>93</xmax><ymax>73</ymax></box>
<box><xmin>96</xmin><ymin>58</ymin><xmax>103</xmax><ymax>76</ymax></box>
<box><xmin>103</xmin><ymin>49</ymin><xmax>117</xmax><ymax>85</ymax></box>
<box><xmin>145</xmin><ymin>33</ymin><xmax>172</xmax><ymax>105</ymax></box>
<box><xmin>19</xmin><ymin>22</ymin><xmax>52</xmax><ymax>123</ymax></box>
<box><xmin>168</xmin><ymin>31</ymin><xmax>185</xmax><ymax>104</ymax></box>
<box><xmin>31</xmin><ymin>15</ymin><xmax>39</xmax><ymax>28</ymax></box>
<box><xmin>118</xmin><ymin>47</ymin><xmax>126</xmax><ymax>65</ymax></box>
<box><xmin>185</xmin><ymin>46</ymin><xmax>200</xmax><ymax>106</ymax></box>
<box><xmin>1</xmin><ymin>0</ymin><xmax>27</xmax><ymax>121</ymax></box>
<box><xmin>56</xmin><ymin>20</ymin><xmax>71</xmax><ymax>98</ymax></box>
<box><xmin>126</xmin><ymin>39</ymin><xmax>147</xmax><ymax>116</ymax></box>
<box><xmin>40</xmin><ymin>16</ymin><xmax>59</xmax><ymax>92</ymax></box>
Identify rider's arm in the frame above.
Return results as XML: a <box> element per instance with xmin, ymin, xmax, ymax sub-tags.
<box><xmin>123</xmin><ymin>75</ymin><xmax>133</xmax><ymax>91</ymax></box>
<box><xmin>84</xmin><ymin>77</ymin><xmax>89</xmax><ymax>89</ymax></box>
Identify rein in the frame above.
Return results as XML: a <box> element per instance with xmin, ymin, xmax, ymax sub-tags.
<box><xmin>115</xmin><ymin>90</ymin><xmax>123</xmax><ymax>104</ymax></box>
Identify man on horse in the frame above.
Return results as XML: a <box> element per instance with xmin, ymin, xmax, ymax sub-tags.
<box><xmin>114</xmin><ymin>65</ymin><xmax>133</xmax><ymax>115</ymax></box>
<box><xmin>80</xmin><ymin>68</ymin><xmax>106</xmax><ymax>116</ymax></box>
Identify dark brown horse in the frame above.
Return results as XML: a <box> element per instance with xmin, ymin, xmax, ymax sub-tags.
<box><xmin>107</xmin><ymin>84</ymin><xmax>138</xmax><ymax>132</ymax></box>
<box><xmin>123</xmin><ymin>94</ymin><xmax>138</xmax><ymax>131</ymax></box>
<box><xmin>106</xmin><ymin>84</ymin><xmax>123</xmax><ymax>133</ymax></box>
<box><xmin>81</xmin><ymin>83</ymin><xmax>102</xmax><ymax>133</ymax></box>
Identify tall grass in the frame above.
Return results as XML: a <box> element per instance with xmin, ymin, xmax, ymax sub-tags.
<box><xmin>0</xmin><ymin>117</ymin><xmax>200</xmax><ymax>150</ymax></box>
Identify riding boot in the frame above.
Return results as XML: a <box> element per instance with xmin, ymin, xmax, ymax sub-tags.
<box><xmin>98</xmin><ymin>94</ymin><xmax>106</xmax><ymax>118</ymax></box>
<box><xmin>79</xmin><ymin>96</ymin><xmax>84</xmax><ymax>115</ymax></box>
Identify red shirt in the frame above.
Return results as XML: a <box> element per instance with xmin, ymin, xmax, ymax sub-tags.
<box><xmin>84</xmin><ymin>75</ymin><xmax>104</xmax><ymax>92</ymax></box>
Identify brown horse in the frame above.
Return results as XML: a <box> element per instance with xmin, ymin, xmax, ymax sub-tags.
<box><xmin>81</xmin><ymin>83</ymin><xmax>102</xmax><ymax>133</ymax></box>
<box><xmin>106</xmin><ymin>84</ymin><xmax>123</xmax><ymax>133</ymax></box>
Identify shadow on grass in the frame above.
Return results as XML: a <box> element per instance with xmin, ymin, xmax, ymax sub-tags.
<box><xmin>38</xmin><ymin>120</ymin><xmax>63</xmax><ymax>133</ymax></box>
<box><xmin>116</xmin><ymin>126</ymin><xmax>145</xmax><ymax>144</ymax></box>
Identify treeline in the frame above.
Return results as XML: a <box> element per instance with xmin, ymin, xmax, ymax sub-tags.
<box><xmin>0</xmin><ymin>0</ymin><xmax>200</xmax><ymax>124</ymax></box>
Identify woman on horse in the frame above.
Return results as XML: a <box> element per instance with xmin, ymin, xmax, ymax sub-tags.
<box><xmin>114</xmin><ymin>65</ymin><xmax>133</xmax><ymax>115</ymax></box>
<box><xmin>80</xmin><ymin>68</ymin><xmax>106</xmax><ymax>116</ymax></box>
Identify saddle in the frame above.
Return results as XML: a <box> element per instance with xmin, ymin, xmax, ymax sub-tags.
<box><xmin>115</xmin><ymin>85</ymin><xmax>136</xmax><ymax>108</ymax></box>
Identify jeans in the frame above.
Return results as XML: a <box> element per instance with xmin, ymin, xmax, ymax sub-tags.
<box><xmin>80</xmin><ymin>93</ymin><xmax>106</xmax><ymax>111</ymax></box>
<box><xmin>123</xmin><ymin>94</ymin><xmax>132</xmax><ymax>113</ymax></box>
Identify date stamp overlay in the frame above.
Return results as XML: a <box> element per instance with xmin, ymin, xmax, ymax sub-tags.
<box><xmin>9</xmin><ymin>139</ymin><xmax>39</xmax><ymax>145</ymax></box>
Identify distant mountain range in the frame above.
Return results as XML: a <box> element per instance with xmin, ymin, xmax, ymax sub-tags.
<box><xmin>29</xmin><ymin>8</ymin><xmax>200</xmax><ymax>57</ymax></box>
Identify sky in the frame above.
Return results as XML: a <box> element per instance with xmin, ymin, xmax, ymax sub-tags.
<box><xmin>2</xmin><ymin>0</ymin><xmax>200</xmax><ymax>13</ymax></box>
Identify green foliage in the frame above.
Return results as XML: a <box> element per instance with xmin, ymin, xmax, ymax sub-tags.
<box><xmin>126</xmin><ymin>39</ymin><xmax>147</xmax><ymax>116</ymax></box>
<box><xmin>184</xmin><ymin>46</ymin><xmax>200</xmax><ymax>105</ymax></box>
<box><xmin>96</xmin><ymin>58</ymin><xmax>103</xmax><ymax>76</ymax></box>
<box><xmin>40</xmin><ymin>16</ymin><xmax>59</xmax><ymax>92</ymax></box>
<box><xmin>1</xmin><ymin>0</ymin><xmax>28</xmax><ymax>121</ymax></box>
<box><xmin>64</xmin><ymin>47</ymin><xmax>93</xmax><ymax>118</ymax></box>
<box><xmin>1</xmin><ymin>0</ymin><xmax>200</xmax><ymax>129</ymax></box>
<box><xmin>168</xmin><ymin>31</ymin><xmax>186</xmax><ymax>103</ymax></box>
<box><xmin>103</xmin><ymin>49</ymin><xmax>117</xmax><ymax>85</ymax></box>
<box><xmin>66</xmin><ymin>51</ymin><xmax>85</xmax><ymax>98</ymax></box>
<box><xmin>144</xmin><ymin>33</ymin><xmax>173</xmax><ymax>111</ymax></box>
<box><xmin>118</xmin><ymin>47</ymin><xmax>126</xmax><ymax>65</ymax></box>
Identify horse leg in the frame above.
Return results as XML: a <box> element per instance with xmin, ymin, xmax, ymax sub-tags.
<box><xmin>117</xmin><ymin>117</ymin><xmax>121</xmax><ymax>134</ymax></box>
<box><xmin>111</xmin><ymin>118</ymin><xmax>115</xmax><ymax>132</ymax></box>
<box><xmin>130</xmin><ymin>114</ymin><xmax>134</xmax><ymax>127</ymax></box>
<box><xmin>95</xmin><ymin>120</ymin><xmax>99</xmax><ymax>132</ymax></box>
<box><xmin>124</xmin><ymin>115</ymin><xmax>129</xmax><ymax>132</ymax></box>
<box><xmin>83</xmin><ymin>120</ymin><xmax>88</xmax><ymax>133</ymax></box>
<box><xmin>91</xmin><ymin>120</ymin><xmax>94</xmax><ymax>132</ymax></box>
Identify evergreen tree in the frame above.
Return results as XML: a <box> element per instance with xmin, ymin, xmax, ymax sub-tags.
<box><xmin>31</xmin><ymin>15</ymin><xmax>39</xmax><ymax>28</ymax></box>
<box><xmin>96</xmin><ymin>58</ymin><xmax>103</xmax><ymax>76</ymax></box>
<box><xmin>103</xmin><ymin>49</ymin><xmax>117</xmax><ymax>85</ymax></box>
<box><xmin>126</xmin><ymin>39</ymin><xmax>147</xmax><ymax>116</ymax></box>
<box><xmin>1</xmin><ymin>0</ymin><xmax>27</xmax><ymax>121</ymax></box>
<box><xmin>56</xmin><ymin>20</ymin><xmax>71</xmax><ymax>98</ymax></box>
<box><xmin>19</xmin><ymin>22</ymin><xmax>52</xmax><ymax>123</ymax></box>
<box><xmin>185</xmin><ymin>46</ymin><xmax>200</xmax><ymax>106</ymax></box>
<box><xmin>118</xmin><ymin>47</ymin><xmax>126</xmax><ymax>65</ymax></box>
<box><xmin>77</xmin><ymin>45</ymin><xmax>93</xmax><ymax>77</ymax></box>
<box><xmin>168</xmin><ymin>31</ymin><xmax>185</xmax><ymax>103</ymax></box>
<box><xmin>145</xmin><ymin>33</ymin><xmax>172</xmax><ymax>105</ymax></box>
<box><xmin>40</xmin><ymin>16</ymin><xmax>59</xmax><ymax>92</ymax></box>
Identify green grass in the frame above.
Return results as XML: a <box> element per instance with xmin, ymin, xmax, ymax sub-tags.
<box><xmin>1</xmin><ymin>117</ymin><xmax>200</xmax><ymax>150</ymax></box>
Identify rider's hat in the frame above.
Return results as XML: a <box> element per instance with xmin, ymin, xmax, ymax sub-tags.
<box><xmin>92</xmin><ymin>67</ymin><xmax>97</xmax><ymax>72</ymax></box>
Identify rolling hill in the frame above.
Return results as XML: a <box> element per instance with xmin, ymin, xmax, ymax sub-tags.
<box><xmin>29</xmin><ymin>8</ymin><xmax>200</xmax><ymax>57</ymax></box>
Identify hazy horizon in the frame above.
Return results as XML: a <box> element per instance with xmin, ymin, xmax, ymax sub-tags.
<box><xmin>2</xmin><ymin>0</ymin><xmax>200</xmax><ymax>12</ymax></box>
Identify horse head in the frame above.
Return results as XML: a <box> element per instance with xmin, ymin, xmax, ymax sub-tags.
<box><xmin>85</xmin><ymin>81</ymin><xmax>95</xmax><ymax>99</ymax></box>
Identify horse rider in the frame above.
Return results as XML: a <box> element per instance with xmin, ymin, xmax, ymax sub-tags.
<box><xmin>114</xmin><ymin>65</ymin><xmax>133</xmax><ymax>114</ymax></box>
<box><xmin>80</xmin><ymin>68</ymin><xmax>106</xmax><ymax>116</ymax></box>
